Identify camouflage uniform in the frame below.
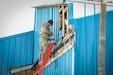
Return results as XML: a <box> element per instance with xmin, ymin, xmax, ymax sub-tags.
<box><xmin>39</xmin><ymin>23</ymin><xmax>53</xmax><ymax>61</ymax></box>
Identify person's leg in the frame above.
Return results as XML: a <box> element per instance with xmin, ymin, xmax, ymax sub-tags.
<box><xmin>42</xmin><ymin>40</ymin><xmax>48</xmax><ymax>58</ymax></box>
<box><xmin>39</xmin><ymin>44</ymin><xmax>43</xmax><ymax>62</ymax></box>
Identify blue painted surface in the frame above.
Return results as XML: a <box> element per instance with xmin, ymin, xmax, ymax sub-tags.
<box><xmin>106</xmin><ymin>11</ymin><xmax>113</xmax><ymax>75</ymax></box>
<box><xmin>69</xmin><ymin>14</ymin><xmax>100</xmax><ymax>75</ymax></box>
<box><xmin>68</xmin><ymin>3</ymin><xmax>73</xmax><ymax>19</ymax></box>
<box><xmin>0</xmin><ymin>31</ymin><xmax>34</xmax><ymax>75</ymax></box>
<box><xmin>34</xmin><ymin>7</ymin><xmax>60</xmax><ymax>63</ymax></box>
<box><xmin>42</xmin><ymin>48</ymin><xmax>74</xmax><ymax>75</ymax></box>
<box><xmin>69</xmin><ymin>11</ymin><xmax>113</xmax><ymax>75</ymax></box>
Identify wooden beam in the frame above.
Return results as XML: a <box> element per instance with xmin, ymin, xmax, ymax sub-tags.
<box><xmin>62</xmin><ymin>6</ymin><xmax>65</xmax><ymax>37</ymax></box>
<box><xmin>98</xmin><ymin>0</ymin><xmax>106</xmax><ymax>75</ymax></box>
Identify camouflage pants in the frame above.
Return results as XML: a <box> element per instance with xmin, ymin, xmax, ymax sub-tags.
<box><xmin>39</xmin><ymin>38</ymin><xmax>48</xmax><ymax>62</ymax></box>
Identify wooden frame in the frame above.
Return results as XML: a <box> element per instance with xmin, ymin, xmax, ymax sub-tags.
<box><xmin>59</xmin><ymin>4</ymin><xmax>68</xmax><ymax>37</ymax></box>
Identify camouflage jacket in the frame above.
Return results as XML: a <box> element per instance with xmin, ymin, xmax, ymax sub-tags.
<box><xmin>40</xmin><ymin>23</ymin><xmax>53</xmax><ymax>40</ymax></box>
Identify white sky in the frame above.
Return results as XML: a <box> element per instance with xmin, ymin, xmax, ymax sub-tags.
<box><xmin>0</xmin><ymin>0</ymin><xmax>113</xmax><ymax>38</ymax></box>
<box><xmin>0</xmin><ymin>0</ymin><xmax>63</xmax><ymax>38</ymax></box>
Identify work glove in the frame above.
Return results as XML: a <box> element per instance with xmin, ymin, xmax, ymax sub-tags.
<box><xmin>49</xmin><ymin>38</ymin><xmax>54</xmax><ymax>41</ymax></box>
<box><xmin>51</xmin><ymin>38</ymin><xmax>54</xmax><ymax>41</ymax></box>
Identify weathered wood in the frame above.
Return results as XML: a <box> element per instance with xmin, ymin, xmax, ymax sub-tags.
<box><xmin>98</xmin><ymin>0</ymin><xmax>106</xmax><ymax>75</ymax></box>
<box><xmin>59</xmin><ymin>5</ymin><xmax>68</xmax><ymax>37</ymax></box>
<box><xmin>62</xmin><ymin>6</ymin><xmax>65</xmax><ymax>37</ymax></box>
<box><xmin>19</xmin><ymin>71</ymin><xmax>26</xmax><ymax>75</ymax></box>
<box><xmin>14</xmin><ymin>73</ymin><xmax>19</xmax><ymax>75</ymax></box>
<box><xmin>12</xmin><ymin>70</ymin><xmax>34</xmax><ymax>75</ymax></box>
<box><xmin>26</xmin><ymin>70</ymin><xmax>32</xmax><ymax>75</ymax></box>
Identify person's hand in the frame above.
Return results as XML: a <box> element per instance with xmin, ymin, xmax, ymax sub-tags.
<box><xmin>49</xmin><ymin>39</ymin><xmax>51</xmax><ymax>41</ymax></box>
<box><xmin>51</xmin><ymin>38</ymin><xmax>54</xmax><ymax>40</ymax></box>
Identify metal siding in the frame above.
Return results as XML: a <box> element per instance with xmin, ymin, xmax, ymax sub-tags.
<box><xmin>21</xmin><ymin>35</ymin><xmax>27</xmax><ymax>66</ymax></box>
<box><xmin>0</xmin><ymin>31</ymin><xmax>34</xmax><ymax>75</ymax></box>
<box><xmin>69</xmin><ymin>3</ymin><xmax>73</xmax><ymax>19</ymax></box>
<box><xmin>69</xmin><ymin>2</ymin><xmax>113</xmax><ymax>75</ymax></box>
<box><xmin>69</xmin><ymin>8</ymin><xmax>113</xmax><ymax>75</ymax></box>
<box><xmin>69</xmin><ymin>13</ymin><xmax>100</xmax><ymax>75</ymax></box>
<box><xmin>27</xmin><ymin>34</ymin><xmax>34</xmax><ymax>64</ymax></box>
<box><xmin>106</xmin><ymin>10</ymin><xmax>113</xmax><ymax>75</ymax></box>
<box><xmin>0</xmin><ymin>41</ymin><xmax>3</xmax><ymax>75</ymax></box>
<box><xmin>15</xmin><ymin>37</ymin><xmax>21</xmax><ymax>67</ymax></box>
<box><xmin>42</xmin><ymin>48</ymin><xmax>74</xmax><ymax>75</ymax></box>
<box><xmin>2</xmin><ymin>40</ymin><xmax>9</xmax><ymax>75</ymax></box>
<box><xmin>10</xmin><ymin>39</ymin><xmax>15</xmax><ymax>67</ymax></box>
<box><xmin>34</xmin><ymin>7</ymin><xmax>59</xmax><ymax>63</ymax></box>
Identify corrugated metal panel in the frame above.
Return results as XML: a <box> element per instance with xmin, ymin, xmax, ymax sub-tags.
<box><xmin>34</xmin><ymin>7</ymin><xmax>60</xmax><ymax>63</ymax></box>
<box><xmin>42</xmin><ymin>48</ymin><xmax>74</xmax><ymax>75</ymax></box>
<box><xmin>69</xmin><ymin>2</ymin><xmax>113</xmax><ymax>75</ymax></box>
<box><xmin>68</xmin><ymin>2</ymin><xmax>99</xmax><ymax>75</ymax></box>
<box><xmin>0</xmin><ymin>31</ymin><xmax>34</xmax><ymax>75</ymax></box>
<box><xmin>69</xmin><ymin>14</ymin><xmax>100</xmax><ymax>75</ymax></box>
<box><xmin>106</xmin><ymin>10</ymin><xmax>113</xmax><ymax>75</ymax></box>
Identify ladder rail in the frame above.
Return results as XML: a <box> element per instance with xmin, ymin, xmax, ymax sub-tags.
<box><xmin>36</xmin><ymin>41</ymin><xmax>55</xmax><ymax>75</ymax></box>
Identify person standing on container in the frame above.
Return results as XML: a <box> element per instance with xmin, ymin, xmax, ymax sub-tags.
<box><xmin>39</xmin><ymin>20</ymin><xmax>53</xmax><ymax>62</ymax></box>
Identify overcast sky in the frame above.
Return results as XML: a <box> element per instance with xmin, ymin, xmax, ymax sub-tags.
<box><xmin>0</xmin><ymin>0</ymin><xmax>112</xmax><ymax>38</ymax></box>
<box><xmin>0</xmin><ymin>0</ymin><xmax>64</xmax><ymax>38</ymax></box>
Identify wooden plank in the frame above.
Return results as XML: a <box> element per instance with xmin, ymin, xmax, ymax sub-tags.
<box><xmin>98</xmin><ymin>0</ymin><xmax>106</xmax><ymax>75</ymax></box>
<box><xmin>14</xmin><ymin>73</ymin><xmax>19</xmax><ymax>75</ymax></box>
<box><xmin>13</xmin><ymin>70</ymin><xmax>33</xmax><ymax>75</ymax></box>
<box><xmin>64</xmin><ymin>7</ymin><xmax>67</xmax><ymax>12</ymax></box>
<box><xmin>59</xmin><ymin>6</ymin><xmax>64</xmax><ymax>12</ymax></box>
<box><xmin>26</xmin><ymin>70</ymin><xmax>32</xmax><ymax>75</ymax></box>
<box><xmin>62</xmin><ymin>6</ymin><xmax>65</xmax><ymax>37</ymax></box>
<box><xmin>64</xmin><ymin>6</ymin><xmax>68</xmax><ymax>35</ymax></box>
<box><xmin>67</xmin><ymin>6</ymin><xmax>69</xmax><ymax>32</ymax></box>
<box><xmin>58</xmin><ymin>5</ymin><xmax>68</xmax><ymax>34</ymax></box>
<box><xmin>19</xmin><ymin>71</ymin><xmax>26</xmax><ymax>75</ymax></box>
<box><xmin>59</xmin><ymin>6</ymin><xmax>63</xmax><ymax>31</ymax></box>
<box><xmin>59</xmin><ymin>14</ymin><xmax>62</xmax><ymax>31</ymax></box>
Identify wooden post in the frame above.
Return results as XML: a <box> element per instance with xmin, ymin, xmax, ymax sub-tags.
<box><xmin>98</xmin><ymin>0</ymin><xmax>106</xmax><ymax>75</ymax></box>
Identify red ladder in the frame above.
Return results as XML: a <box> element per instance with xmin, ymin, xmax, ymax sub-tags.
<box><xmin>36</xmin><ymin>41</ymin><xmax>55</xmax><ymax>75</ymax></box>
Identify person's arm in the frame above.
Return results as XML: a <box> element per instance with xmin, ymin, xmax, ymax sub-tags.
<box><xmin>41</xmin><ymin>24</ymin><xmax>53</xmax><ymax>36</ymax></box>
<box><xmin>47</xmin><ymin>30</ymin><xmax>53</xmax><ymax>36</ymax></box>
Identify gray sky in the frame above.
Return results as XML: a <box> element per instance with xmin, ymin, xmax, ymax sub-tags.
<box><xmin>0</xmin><ymin>0</ymin><xmax>64</xmax><ymax>38</ymax></box>
<box><xmin>0</xmin><ymin>0</ymin><xmax>112</xmax><ymax>38</ymax></box>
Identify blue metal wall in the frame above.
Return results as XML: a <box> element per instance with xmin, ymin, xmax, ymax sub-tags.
<box><xmin>34</xmin><ymin>7</ymin><xmax>60</xmax><ymax>63</ymax></box>
<box><xmin>69</xmin><ymin>11</ymin><xmax>113</xmax><ymax>75</ymax></box>
<box><xmin>106</xmin><ymin>10</ymin><xmax>113</xmax><ymax>75</ymax></box>
<box><xmin>69</xmin><ymin>14</ymin><xmax>100</xmax><ymax>75</ymax></box>
<box><xmin>0</xmin><ymin>31</ymin><xmax>34</xmax><ymax>75</ymax></box>
<box><xmin>69</xmin><ymin>3</ymin><xmax>99</xmax><ymax>75</ymax></box>
<box><xmin>43</xmin><ymin>48</ymin><xmax>74</xmax><ymax>75</ymax></box>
